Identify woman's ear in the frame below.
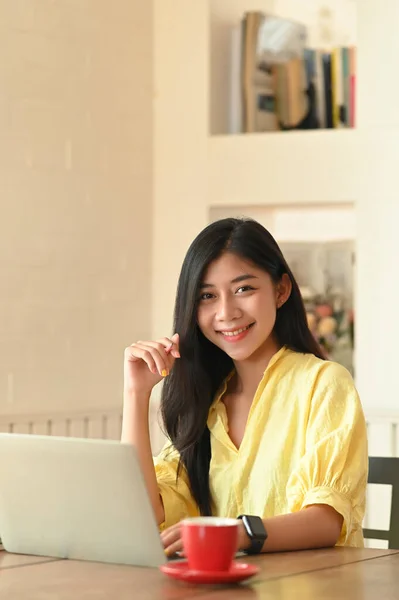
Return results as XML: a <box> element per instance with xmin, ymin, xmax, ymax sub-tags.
<box><xmin>276</xmin><ymin>273</ymin><xmax>292</xmax><ymax>309</ymax></box>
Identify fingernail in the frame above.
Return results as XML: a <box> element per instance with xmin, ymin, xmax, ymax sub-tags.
<box><xmin>161</xmin><ymin>369</ymin><xmax>168</xmax><ymax>377</ymax></box>
<box><xmin>165</xmin><ymin>343</ymin><xmax>173</xmax><ymax>354</ymax></box>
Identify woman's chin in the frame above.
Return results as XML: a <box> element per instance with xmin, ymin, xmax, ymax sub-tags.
<box><xmin>221</xmin><ymin>346</ymin><xmax>255</xmax><ymax>362</ymax></box>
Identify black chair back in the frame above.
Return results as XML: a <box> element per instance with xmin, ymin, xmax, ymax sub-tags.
<box><xmin>363</xmin><ymin>456</ymin><xmax>399</xmax><ymax>549</ymax></box>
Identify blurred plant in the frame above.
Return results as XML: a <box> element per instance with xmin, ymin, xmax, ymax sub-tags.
<box><xmin>304</xmin><ymin>286</ymin><xmax>354</xmax><ymax>372</ymax></box>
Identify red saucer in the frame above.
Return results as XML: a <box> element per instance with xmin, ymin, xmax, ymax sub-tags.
<box><xmin>160</xmin><ymin>560</ymin><xmax>259</xmax><ymax>584</ymax></box>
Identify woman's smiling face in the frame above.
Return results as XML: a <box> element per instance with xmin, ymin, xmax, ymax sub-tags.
<box><xmin>197</xmin><ymin>252</ymin><xmax>290</xmax><ymax>362</ymax></box>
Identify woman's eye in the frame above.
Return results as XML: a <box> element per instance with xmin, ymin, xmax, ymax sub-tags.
<box><xmin>200</xmin><ymin>292</ymin><xmax>214</xmax><ymax>301</ymax></box>
<box><xmin>236</xmin><ymin>285</ymin><xmax>255</xmax><ymax>294</ymax></box>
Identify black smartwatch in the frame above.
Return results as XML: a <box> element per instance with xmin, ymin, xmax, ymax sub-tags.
<box><xmin>237</xmin><ymin>515</ymin><xmax>267</xmax><ymax>554</ymax></box>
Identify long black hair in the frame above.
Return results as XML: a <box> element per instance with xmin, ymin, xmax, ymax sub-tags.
<box><xmin>160</xmin><ymin>218</ymin><xmax>324</xmax><ymax>516</ymax></box>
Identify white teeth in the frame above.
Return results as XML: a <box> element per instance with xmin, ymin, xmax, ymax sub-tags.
<box><xmin>221</xmin><ymin>325</ymin><xmax>251</xmax><ymax>337</ymax></box>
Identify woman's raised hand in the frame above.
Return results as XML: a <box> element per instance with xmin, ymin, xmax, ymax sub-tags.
<box><xmin>123</xmin><ymin>333</ymin><xmax>180</xmax><ymax>396</ymax></box>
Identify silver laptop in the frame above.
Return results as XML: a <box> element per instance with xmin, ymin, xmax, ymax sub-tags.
<box><xmin>0</xmin><ymin>433</ymin><xmax>166</xmax><ymax>567</ymax></box>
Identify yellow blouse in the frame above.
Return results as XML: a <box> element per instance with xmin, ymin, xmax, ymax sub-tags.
<box><xmin>154</xmin><ymin>347</ymin><xmax>368</xmax><ymax>546</ymax></box>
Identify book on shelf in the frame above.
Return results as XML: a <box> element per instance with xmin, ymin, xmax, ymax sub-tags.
<box><xmin>229</xmin><ymin>11</ymin><xmax>356</xmax><ymax>134</ymax></box>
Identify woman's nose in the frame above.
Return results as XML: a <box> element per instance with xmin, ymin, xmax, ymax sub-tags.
<box><xmin>215</xmin><ymin>296</ymin><xmax>241</xmax><ymax>322</ymax></box>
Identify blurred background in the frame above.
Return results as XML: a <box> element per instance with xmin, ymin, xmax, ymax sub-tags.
<box><xmin>0</xmin><ymin>0</ymin><xmax>397</xmax><ymax>545</ymax></box>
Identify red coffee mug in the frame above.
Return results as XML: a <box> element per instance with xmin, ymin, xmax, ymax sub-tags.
<box><xmin>181</xmin><ymin>517</ymin><xmax>238</xmax><ymax>572</ymax></box>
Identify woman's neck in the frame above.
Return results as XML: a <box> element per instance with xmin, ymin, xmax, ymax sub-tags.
<box><xmin>230</xmin><ymin>339</ymin><xmax>281</xmax><ymax>398</ymax></box>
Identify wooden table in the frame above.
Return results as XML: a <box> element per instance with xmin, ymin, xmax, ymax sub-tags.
<box><xmin>0</xmin><ymin>547</ymin><xmax>397</xmax><ymax>599</ymax></box>
<box><xmin>0</xmin><ymin>544</ymin><xmax>59</xmax><ymax>571</ymax></box>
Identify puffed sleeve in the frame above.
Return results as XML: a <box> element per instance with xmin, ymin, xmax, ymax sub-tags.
<box><xmin>286</xmin><ymin>362</ymin><xmax>368</xmax><ymax>545</ymax></box>
<box><xmin>154</xmin><ymin>441</ymin><xmax>199</xmax><ymax>530</ymax></box>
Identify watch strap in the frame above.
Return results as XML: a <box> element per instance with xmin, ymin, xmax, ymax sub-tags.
<box><xmin>237</xmin><ymin>514</ymin><xmax>267</xmax><ymax>554</ymax></box>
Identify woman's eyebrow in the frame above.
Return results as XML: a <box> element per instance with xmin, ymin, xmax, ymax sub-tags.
<box><xmin>200</xmin><ymin>274</ymin><xmax>258</xmax><ymax>289</ymax></box>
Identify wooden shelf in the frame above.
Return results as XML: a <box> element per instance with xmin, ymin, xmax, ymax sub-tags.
<box><xmin>209</xmin><ymin>129</ymin><xmax>357</xmax><ymax>207</ymax></box>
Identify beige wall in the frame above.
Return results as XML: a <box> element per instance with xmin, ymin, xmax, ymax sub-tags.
<box><xmin>152</xmin><ymin>0</ymin><xmax>209</xmax><ymax>343</ymax></box>
<box><xmin>0</xmin><ymin>2</ymin><xmax>153</xmax><ymax>415</ymax></box>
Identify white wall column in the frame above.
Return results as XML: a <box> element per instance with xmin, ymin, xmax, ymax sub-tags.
<box><xmin>152</xmin><ymin>1</ymin><xmax>209</xmax><ymax>340</ymax></box>
<box><xmin>355</xmin><ymin>0</ymin><xmax>399</xmax><ymax>412</ymax></box>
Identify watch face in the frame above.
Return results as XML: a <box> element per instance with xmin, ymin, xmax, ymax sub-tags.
<box><xmin>244</xmin><ymin>516</ymin><xmax>266</xmax><ymax>538</ymax></box>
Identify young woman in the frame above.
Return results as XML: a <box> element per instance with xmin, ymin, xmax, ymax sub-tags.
<box><xmin>121</xmin><ymin>218</ymin><xmax>368</xmax><ymax>557</ymax></box>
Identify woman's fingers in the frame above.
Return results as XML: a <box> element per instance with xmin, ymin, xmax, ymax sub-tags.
<box><xmin>160</xmin><ymin>522</ymin><xmax>180</xmax><ymax>543</ymax></box>
<box><xmin>163</xmin><ymin>334</ymin><xmax>180</xmax><ymax>359</ymax></box>
<box><xmin>142</xmin><ymin>335</ymin><xmax>180</xmax><ymax>361</ymax></box>
<box><xmin>124</xmin><ymin>344</ymin><xmax>158</xmax><ymax>374</ymax></box>
<box><xmin>133</xmin><ymin>344</ymin><xmax>170</xmax><ymax>377</ymax></box>
<box><xmin>169</xmin><ymin>333</ymin><xmax>180</xmax><ymax>358</ymax></box>
<box><xmin>160</xmin><ymin>523</ymin><xmax>183</xmax><ymax>556</ymax></box>
<box><xmin>164</xmin><ymin>537</ymin><xmax>184</xmax><ymax>557</ymax></box>
<box><xmin>138</xmin><ymin>341</ymin><xmax>174</xmax><ymax>376</ymax></box>
<box><xmin>126</xmin><ymin>335</ymin><xmax>180</xmax><ymax>377</ymax></box>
